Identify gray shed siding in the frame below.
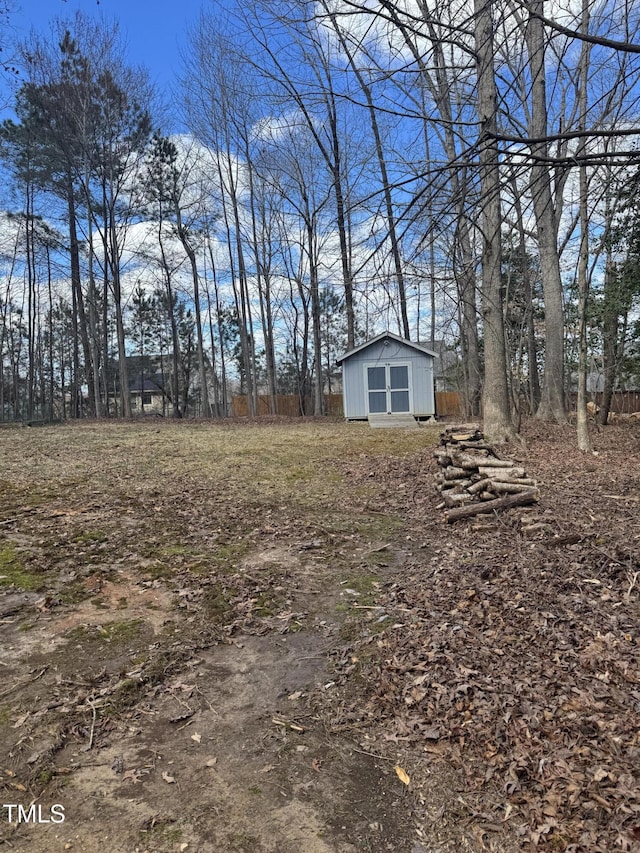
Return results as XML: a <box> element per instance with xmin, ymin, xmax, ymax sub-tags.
<box><xmin>341</xmin><ymin>338</ymin><xmax>435</xmax><ymax>419</ymax></box>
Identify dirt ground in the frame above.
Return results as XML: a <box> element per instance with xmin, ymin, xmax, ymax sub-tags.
<box><xmin>0</xmin><ymin>418</ymin><xmax>638</xmax><ymax>853</ymax></box>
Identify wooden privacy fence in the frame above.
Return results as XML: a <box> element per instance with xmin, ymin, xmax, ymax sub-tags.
<box><xmin>232</xmin><ymin>391</ymin><xmax>463</xmax><ymax>418</ymax></box>
<box><xmin>435</xmin><ymin>391</ymin><xmax>463</xmax><ymax>417</ymax></box>
<box><xmin>570</xmin><ymin>391</ymin><xmax>640</xmax><ymax>413</ymax></box>
<box><xmin>231</xmin><ymin>390</ymin><xmax>638</xmax><ymax>420</ymax></box>
<box><xmin>232</xmin><ymin>394</ymin><xmax>344</xmax><ymax>417</ymax></box>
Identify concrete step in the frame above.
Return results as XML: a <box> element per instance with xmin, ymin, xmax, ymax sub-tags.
<box><xmin>367</xmin><ymin>413</ymin><xmax>420</xmax><ymax>429</ymax></box>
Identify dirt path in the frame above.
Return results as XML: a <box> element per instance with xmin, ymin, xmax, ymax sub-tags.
<box><xmin>1</xmin><ymin>537</ymin><xmax>424</xmax><ymax>853</ymax></box>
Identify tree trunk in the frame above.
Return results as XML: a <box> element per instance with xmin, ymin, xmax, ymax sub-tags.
<box><xmin>576</xmin><ymin>0</ymin><xmax>592</xmax><ymax>451</ymax></box>
<box><xmin>307</xmin><ymin>219</ymin><xmax>324</xmax><ymax>416</ymax></box>
<box><xmin>204</xmin><ymin>258</ymin><xmax>223</xmax><ymax>418</ymax></box>
<box><xmin>218</xmin><ymin>148</ymin><xmax>256</xmax><ymax>415</ymax></box>
<box><xmin>599</xmin><ymin>260</ymin><xmax>619</xmax><ymax>424</ymax></box>
<box><xmin>86</xmin><ymin>200</ymin><xmax>103</xmax><ymax>418</ymax></box>
<box><xmin>245</xmin><ymin>141</ymin><xmax>277</xmax><ymax>413</ymax></box>
<box><xmin>175</xmin><ymin>206</ymin><xmax>211</xmax><ymax>418</ymax></box>
<box><xmin>67</xmin><ymin>177</ymin><xmax>92</xmax><ymax>418</ymax></box>
<box><xmin>510</xmin><ymin>175</ymin><xmax>541</xmax><ymax>411</ymax></box>
<box><xmin>474</xmin><ymin>0</ymin><xmax>517</xmax><ymax>443</ymax></box>
<box><xmin>107</xmin><ymin>216</ymin><xmax>131</xmax><ymax>419</ymax></box>
<box><xmin>423</xmin><ymin>17</ymin><xmax>481</xmax><ymax>415</ymax></box>
<box><xmin>525</xmin><ymin>0</ymin><xmax>567</xmax><ymax>423</ymax></box>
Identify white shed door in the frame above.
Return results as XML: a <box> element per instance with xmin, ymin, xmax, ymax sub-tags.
<box><xmin>366</xmin><ymin>363</ymin><xmax>411</xmax><ymax>414</ymax></box>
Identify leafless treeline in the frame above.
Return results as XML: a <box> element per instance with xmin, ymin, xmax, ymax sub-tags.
<box><xmin>1</xmin><ymin>1</ymin><xmax>640</xmax><ymax>440</ymax></box>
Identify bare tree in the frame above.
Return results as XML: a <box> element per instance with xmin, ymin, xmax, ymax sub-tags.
<box><xmin>318</xmin><ymin>0</ymin><xmax>411</xmax><ymax>340</ymax></box>
<box><xmin>523</xmin><ymin>0</ymin><xmax>567</xmax><ymax>423</ymax></box>
<box><xmin>474</xmin><ymin>0</ymin><xmax>516</xmax><ymax>441</ymax></box>
<box><xmin>237</xmin><ymin>0</ymin><xmax>358</xmax><ymax>348</ymax></box>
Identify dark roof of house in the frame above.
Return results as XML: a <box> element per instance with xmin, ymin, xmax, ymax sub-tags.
<box><xmin>336</xmin><ymin>331</ymin><xmax>437</xmax><ymax>365</ymax></box>
<box><xmin>129</xmin><ymin>375</ymin><xmax>165</xmax><ymax>394</ymax></box>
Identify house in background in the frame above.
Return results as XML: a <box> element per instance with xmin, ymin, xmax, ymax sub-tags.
<box><xmin>129</xmin><ymin>374</ymin><xmax>165</xmax><ymax>415</ymax></box>
<box><xmin>108</xmin><ymin>353</ymin><xmax>221</xmax><ymax>417</ymax></box>
<box><xmin>107</xmin><ymin>354</ymin><xmax>170</xmax><ymax>416</ymax></box>
<box><xmin>336</xmin><ymin>331</ymin><xmax>437</xmax><ymax>420</ymax></box>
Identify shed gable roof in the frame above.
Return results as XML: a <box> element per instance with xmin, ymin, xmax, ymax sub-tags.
<box><xmin>336</xmin><ymin>331</ymin><xmax>436</xmax><ymax>365</ymax></box>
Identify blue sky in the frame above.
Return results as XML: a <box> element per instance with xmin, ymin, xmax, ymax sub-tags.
<box><xmin>10</xmin><ymin>0</ymin><xmax>213</xmax><ymax>94</ymax></box>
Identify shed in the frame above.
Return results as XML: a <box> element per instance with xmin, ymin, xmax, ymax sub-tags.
<box><xmin>336</xmin><ymin>332</ymin><xmax>437</xmax><ymax>420</ymax></box>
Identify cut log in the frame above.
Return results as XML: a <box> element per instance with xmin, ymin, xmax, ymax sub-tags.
<box><xmin>444</xmin><ymin>423</ymin><xmax>482</xmax><ymax>431</ymax></box>
<box><xmin>442</xmin><ymin>492</ymin><xmax>473</xmax><ymax>507</ymax></box>
<box><xmin>488</xmin><ymin>481</ymin><xmax>538</xmax><ymax>494</ymax></box>
<box><xmin>450</xmin><ymin>450</ymin><xmax>490</xmax><ymax>469</ymax></box>
<box><xmin>474</xmin><ymin>457</ymin><xmax>515</xmax><ymax>468</ymax></box>
<box><xmin>443</xmin><ymin>466</ymin><xmax>468</xmax><ymax>480</ymax></box>
<box><xmin>446</xmin><ymin>489</ymin><xmax>539</xmax><ymax>523</ymax></box>
<box><xmin>441</xmin><ymin>481</ymin><xmax>472</xmax><ymax>496</ymax></box>
<box><xmin>467</xmin><ymin>478</ymin><xmax>493</xmax><ymax>495</ymax></box>
<box><xmin>491</xmin><ymin>477</ymin><xmax>537</xmax><ymax>487</ymax></box>
<box><xmin>442</xmin><ymin>428</ymin><xmax>483</xmax><ymax>443</ymax></box>
<box><xmin>439</xmin><ymin>479</ymin><xmax>471</xmax><ymax>491</ymax></box>
<box><xmin>455</xmin><ymin>441</ymin><xmax>500</xmax><ymax>452</ymax></box>
<box><xmin>478</xmin><ymin>466</ymin><xmax>526</xmax><ymax>480</ymax></box>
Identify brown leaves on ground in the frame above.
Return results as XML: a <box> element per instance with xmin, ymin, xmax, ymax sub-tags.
<box><xmin>330</xmin><ymin>419</ymin><xmax>640</xmax><ymax>852</ymax></box>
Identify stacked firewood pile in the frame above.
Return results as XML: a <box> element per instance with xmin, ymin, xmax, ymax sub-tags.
<box><xmin>434</xmin><ymin>425</ymin><xmax>539</xmax><ymax>523</ymax></box>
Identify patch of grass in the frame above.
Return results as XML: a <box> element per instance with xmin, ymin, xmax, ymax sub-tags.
<box><xmin>337</xmin><ymin>571</ymin><xmax>383</xmax><ymax>617</ymax></box>
<box><xmin>0</xmin><ymin>706</ymin><xmax>10</xmax><ymax>726</ymax></box>
<box><xmin>0</xmin><ymin>543</ymin><xmax>43</xmax><ymax>591</ymax></box>
<box><xmin>227</xmin><ymin>832</ymin><xmax>261</xmax><ymax>852</ymax></box>
<box><xmin>72</xmin><ymin>530</ymin><xmax>107</xmax><ymax>544</ymax></box>
<box><xmin>337</xmin><ymin>618</ymin><xmax>362</xmax><ymax>642</ymax></box>
<box><xmin>22</xmin><ymin>486</ymin><xmax>58</xmax><ymax>508</ymax></box>
<box><xmin>284</xmin><ymin>465</ymin><xmax>312</xmax><ymax>483</ymax></box>
<box><xmin>210</xmin><ymin>541</ymin><xmax>250</xmax><ymax>573</ymax></box>
<box><xmin>341</xmin><ymin>572</ymin><xmax>380</xmax><ymax>595</ymax></box>
<box><xmin>161</xmin><ymin>544</ymin><xmax>190</xmax><ymax>557</ymax></box>
<box><xmin>202</xmin><ymin>582</ymin><xmax>237</xmax><ymax>622</ymax></box>
<box><xmin>101</xmin><ymin>619</ymin><xmax>143</xmax><ymax>643</ymax></box>
<box><xmin>137</xmin><ymin>560</ymin><xmax>175</xmax><ymax>581</ymax></box>
<box><xmin>364</xmin><ymin>548</ymin><xmax>393</xmax><ymax>568</ymax></box>
<box><xmin>58</xmin><ymin>580</ymin><xmax>90</xmax><ymax>605</ymax></box>
<box><xmin>66</xmin><ymin>625</ymin><xmax>95</xmax><ymax>641</ymax></box>
<box><xmin>67</xmin><ymin>619</ymin><xmax>143</xmax><ymax>645</ymax></box>
<box><xmin>139</xmin><ymin>817</ymin><xmax>180</xmax><ymax>843</ymax></box>
<box><xmin>140</xmin><ymin>541</ymin><xmax>236</xmax><ymax>578</ymax></box>
<box><xmin>354</xmin><ymin>514</ymin><xmax>404</xmax><ymax>538</ymax></box>
<box><xmin>111</xmin><ymin>677</ymin><xmax>143</xmax><ymax>706</ymax></box>
<box><xmin>37</xmin><ymin>768</ymin><xmax>55</xmax><ymax>787</ymax></box>
<box><xmin>252</xmin><ymin>592</ymin><xmax>277</xmax><ymax>618</ymax></box>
